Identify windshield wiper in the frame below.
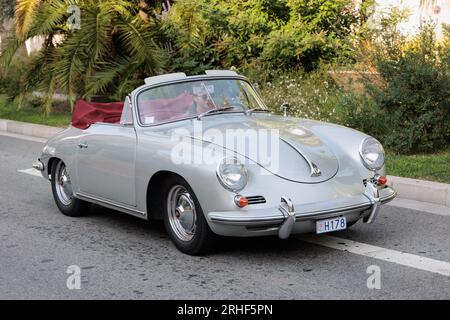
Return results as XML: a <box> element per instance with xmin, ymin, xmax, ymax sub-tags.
<box><xmin>197</xmin><ymin>106</ymin><xmax>235</xmax><ymax>120</ymax></box>
<box><xmin>246</xmin><ymin>108</ymin><xmax>270</xmax><ymax>115</ymax></box>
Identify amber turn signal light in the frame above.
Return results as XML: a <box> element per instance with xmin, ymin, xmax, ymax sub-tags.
<box><xmin>234</xmin><ymin>195</ymin><xmax>249</xmax><ymax>208</ymax></box>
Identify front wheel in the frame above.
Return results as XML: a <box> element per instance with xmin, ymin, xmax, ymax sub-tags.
<box><xmin>51</xmin><ymin>160</ymin><xmax>90</xmax><ymax>217</ymax></box>
<box><xmin>163</xmin><ymin>176</ymin><xmax>216</xmax><ymax>255</ymax></box>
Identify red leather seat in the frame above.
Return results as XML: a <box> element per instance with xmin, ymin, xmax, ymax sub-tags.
<box><xmin>139</xmin><ymin>92</ymin><xmax>194</xmax><ymax>124</ymax></box>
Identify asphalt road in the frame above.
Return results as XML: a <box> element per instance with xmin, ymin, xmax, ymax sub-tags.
<box><xmin>0</xmin><ymin>134</ymin><xmax>449</xmax><ymax>299</ymax></box>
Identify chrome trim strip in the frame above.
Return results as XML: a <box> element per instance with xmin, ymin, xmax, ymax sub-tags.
<box><xmin>280</xmin><ymin>138</ymin><xmax>321</xmax><ymax>177</ymax></box>
<box><xmin>209</xmin><ymin>216</ymin><xmax>285</xmax><ymax>226</ymax></box>
<box><xmin>209</xmin><ymin>187</ymin><xmax>396</xmax><ymax>227</ymax></box>
<box><xmin>380</xmin><ymin>189</ymin><xmax>397</xmax><ymax>204</ymax></box>
<box><xmin>294</xmin><ymin>203</ymin><xmax>371</xmax><ymax>220</ymax></box>
<box><xmin>75</xmin><ymin>192</ymin><xmax>146</xmax><ymax>217</ymax></box>
<box><xmin>209</xmin><ymin>203</ymin><xmax>371</xmax><ymax>226</ymax></box>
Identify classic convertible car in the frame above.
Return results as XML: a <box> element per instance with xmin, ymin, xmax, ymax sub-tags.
<box><xmin>34</xmin><ymin>70</ymin><xmax>396</xmax><ymax>255</ymax></box>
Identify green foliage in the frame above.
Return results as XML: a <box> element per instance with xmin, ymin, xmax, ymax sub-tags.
<box><xmin>356</xmin><ymin>7</ymin><xmax>411</xmax><ymax>68</ymax></box>
<box><xmin>387</xmin><ymin>147</ymin><xmax>450</xmax><ymax>184</ymax></box>
<box><xmin>160</xmin><ymin>0</ymin><xmax>365</xmax><ymax>72</ymax></box>
<box><xmin>0</xmin><ymin>0</ymin><xmax>166</xmax><ymax>114</ymax></box>
<box><xmin>367</xmin><ymin>23</ymin><xmax>450</xmax><ymax>153</ymax></box>
<box><xmin>272</xmin><ymin>0</ymin><xmax>361</xmax><ymax>70</ymax></box>
<box><xmin>253</xmin><ymin>67</ymin><xmax>389</xmax><ymax>146</ymax></box>
<box><xmin>0</xmin><ymin>93</ymin><xmax>71</xmax><ymax>127</ymax></box>
<box><xmin>157</xmin><ymin>0</ymin><xmax>219</xmax><ymax>74</ymax></box>
<box><xmin>0</xmin><ymin>53</ymin><xmax>31</xmax><ymax>102</ymax></box>
<box><xmin>256</xmin><ymin>69</ymin><xmax>344</xmax><ymax>123</ymax></box>
<box><xmin>336</xmin><ymin>90</ymin><xmax>387</xmax><ymax>141</ymax></box>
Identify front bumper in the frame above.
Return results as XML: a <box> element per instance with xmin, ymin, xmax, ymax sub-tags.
<box><xmin>207</xmin><ymin>184</ymin><xmax>396</xmax><ymax>238</ymax></box>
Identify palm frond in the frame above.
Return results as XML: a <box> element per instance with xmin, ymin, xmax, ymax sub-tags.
<box><xmin>51</xmin><ymin>32</ymin><xmax>87</xmax><ymax>109</ymax></box>
<box><xmin>99</xmin><ymin>0</ymin><xmax>135</xmax><ymax>18</ymax></box>
<box><xmin>41</xmin><ymin>74</ymin><xmax>56</xmax><ymax>116</ymax></box>
<box><xmin>116</xmin><ymin>17</ymin><xmax>165</xmax><ymax>75</ymax></box>
<box><xmin>30</xmin><ymin>0</ymin><xmax>73</xmax><ymax>37</ymax></box>
<box><xmin>81</xmin><ymin>5</ymin><xmax>112</xmax><ymax>68</ymax></box>
<box><xmin>0</xmin><ymin>34</ymin><xmax>22</xmax><ymax>70</ymax></box>
<box><xmin>15</xmin><ymin>0</ymin><xmax>42</xmax><ymax>39</ymax></box>
<box><xmin>85</xmin><ymin>56</ymin><xmax>138</xmax><ymax>95</ymax></box>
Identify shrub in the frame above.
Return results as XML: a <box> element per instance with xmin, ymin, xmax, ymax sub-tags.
<box><xmin>367</xmin><ymin>24</ymin><xmax>450</xmax><ymax>153</ymax></box>
<box><xmin>337</xmin><ymin>91</ymin><xmax>387</xmax><ymax>140</ymax></box>
<box><xmin>255</xmin><ymin>69</ymin><xmax>348</xmax><ymax>124</ymax></box>
<box><xmin>0</xmin><ymin>53</ymin><xmax>30</xmax><ymax>103</ymax></box>
<box><xmin>163</xmin><ymin>0</ymin><xmax>367</xmax><ymax>73</ymax></box>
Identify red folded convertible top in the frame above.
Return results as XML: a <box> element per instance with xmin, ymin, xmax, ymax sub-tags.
<box><xmin>72</xmin><ymin>100</ymin><xmax>124</xmax><ymax>129</ymax></box>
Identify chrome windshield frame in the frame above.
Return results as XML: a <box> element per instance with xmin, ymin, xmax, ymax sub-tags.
<box><xmin>132</xmin><ymin>76</ymin><xmax>268</xmax><ymax>128</ymax></box>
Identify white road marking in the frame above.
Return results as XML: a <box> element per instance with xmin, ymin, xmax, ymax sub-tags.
<box><xmin>297</xmin><ymin>234</ymin><xmax>450</xmax><ymax>277</ymax></box>
<box><xmin>0</xmin><ymin>131</ymin><xmax>46</xmax><ymax>143</ymax></box>
<box><xmin>18</xmin><ymin>168</ymin><xmax>43</xmax><ymax>177</ymax></box>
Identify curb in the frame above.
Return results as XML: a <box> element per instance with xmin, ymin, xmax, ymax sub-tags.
<box><xmin>388</xmin><ymin>176</ymin><xmax>450</xmax><ymax>208</ymax></box>
<box><xmin>0</xmin><ymin>119</ymin><xmax>64</xmax><ymax>140</ymax></box>
<box><xmin>1</xmin><ymin>119</ymin><xmax>449</xmax><ymax>208</ymax></box>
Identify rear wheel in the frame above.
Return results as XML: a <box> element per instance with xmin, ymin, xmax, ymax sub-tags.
<box><xmin>162</xmin><ymin>176</ymin><xmax>216</xmax><ymax>255</ymax></box>
<box><xmin>51</xmin><ymin>160</ymin><xmax>90</xmax><ymax>217</ymax></box>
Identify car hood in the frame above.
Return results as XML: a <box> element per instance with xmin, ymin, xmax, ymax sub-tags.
<box><xmin>189</xmin><ymin>113</ymin><xmax>339</xmax><ymax>183</ymax></box>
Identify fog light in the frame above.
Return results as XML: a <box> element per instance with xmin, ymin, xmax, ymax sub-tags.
<box><xmin>234</xmin><ymin>195</ymin><xmax>248</xmax><ymax>208</ymax></box>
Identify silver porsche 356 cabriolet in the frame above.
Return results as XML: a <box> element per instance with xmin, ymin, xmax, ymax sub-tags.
<box><xmin>34</xmin><ymin>70</ymin><xmax>396</xmax><ymax>255</ymax></box>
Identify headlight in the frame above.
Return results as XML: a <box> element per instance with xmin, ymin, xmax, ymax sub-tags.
<box><xmin>359</xmin><ymin>137</ymin><xmax>385</xmax><ymax>171</ymax></box>
<box><xmin>216</xmin><ymin>157</ymin><xmax>248</xmax><ymax>192</ymax></box>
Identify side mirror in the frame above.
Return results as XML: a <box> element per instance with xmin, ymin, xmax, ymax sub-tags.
<box><xmin>280</xmin><ymin>102</ymin><xmax>290</xmax><ymax>117</ymax></box>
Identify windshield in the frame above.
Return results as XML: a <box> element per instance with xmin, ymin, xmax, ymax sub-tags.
<box><xmin>136</xmin><ymin>79</ymin><xmax>266</xmax><ymax>125</ymax></box>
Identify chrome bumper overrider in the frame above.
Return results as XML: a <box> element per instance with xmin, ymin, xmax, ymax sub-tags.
<box><xmin>208</xmin><ymin>184</ymin><xmax>396</xmax><ymax>238</ymax></box>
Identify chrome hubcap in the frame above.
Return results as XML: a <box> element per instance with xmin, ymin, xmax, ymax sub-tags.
<box><xmin>167</xmin><ymin>185</ymin><xmax>197</xmax><ymax>242</ymax></box>
<box><xmin>55</xmin><ymin>162</ymin><xmax>73</xmax><ymax>206</ymax></box>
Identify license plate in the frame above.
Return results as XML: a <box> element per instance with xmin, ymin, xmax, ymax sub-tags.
<box><xmin>316</xmin><ymin>217</ymin><xmax>346</xmax><ymax>234</ymax></box>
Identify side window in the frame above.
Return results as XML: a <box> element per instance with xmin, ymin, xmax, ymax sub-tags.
<box><xmin>120</xmin><ymin>96</ymin><xmax>133</xmax><ymax>125</ymax></box>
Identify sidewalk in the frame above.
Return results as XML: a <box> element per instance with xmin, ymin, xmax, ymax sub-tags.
<box><xmin>0</xmin><ymin>119</ymin><xmax>63</xmax><ymax>139</ymax></box>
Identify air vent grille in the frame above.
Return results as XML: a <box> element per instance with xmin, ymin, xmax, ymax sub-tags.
<box><xmin>246</xmin><ymin>196</ymin><xmax>266</xmax><ymax>205</ymax></box>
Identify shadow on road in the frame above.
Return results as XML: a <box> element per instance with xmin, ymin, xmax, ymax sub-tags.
<box><xmin>82</xmin><ymin>204</ymin><xmax>330</xmax><ymax>257</ymax></box>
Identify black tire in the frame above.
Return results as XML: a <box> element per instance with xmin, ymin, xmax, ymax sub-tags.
<box><xmin>51</xmin><ymin>160</ymin><xmax>90</xmax><ymax>217</ymax></box>
<box><xmin>162</xmin><ymin>176</ymin><xmax>216</xmax><ymax>255</ymax></box>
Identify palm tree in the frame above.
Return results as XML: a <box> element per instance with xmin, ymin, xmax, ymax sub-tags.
<box><xmin>0</xmin><ymin>0</ymin><xmax>165</xmax><ymax>114</ymax></box>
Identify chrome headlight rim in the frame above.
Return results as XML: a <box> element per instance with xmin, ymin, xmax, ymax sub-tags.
<box><xmin>216</xmin><ymin>156</ymin><xmax>248</xmax><ymax>192</ymax></box>
<box><xmin>359</xmin><ymin>137</ymin><xmax>385</xmax><ymax>171</ymax></box>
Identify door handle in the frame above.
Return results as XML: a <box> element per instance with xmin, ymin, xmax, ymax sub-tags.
<box><xmin>78</xmin><ymin>143</ymin><xmax>88</xmax><ymax>149</ymax></box>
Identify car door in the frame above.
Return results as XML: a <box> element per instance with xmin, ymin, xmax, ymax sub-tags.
<box><xmin>76</xmin><ymin>97</ymin><xmax>137</xmax><ymax>207</ymax></box>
